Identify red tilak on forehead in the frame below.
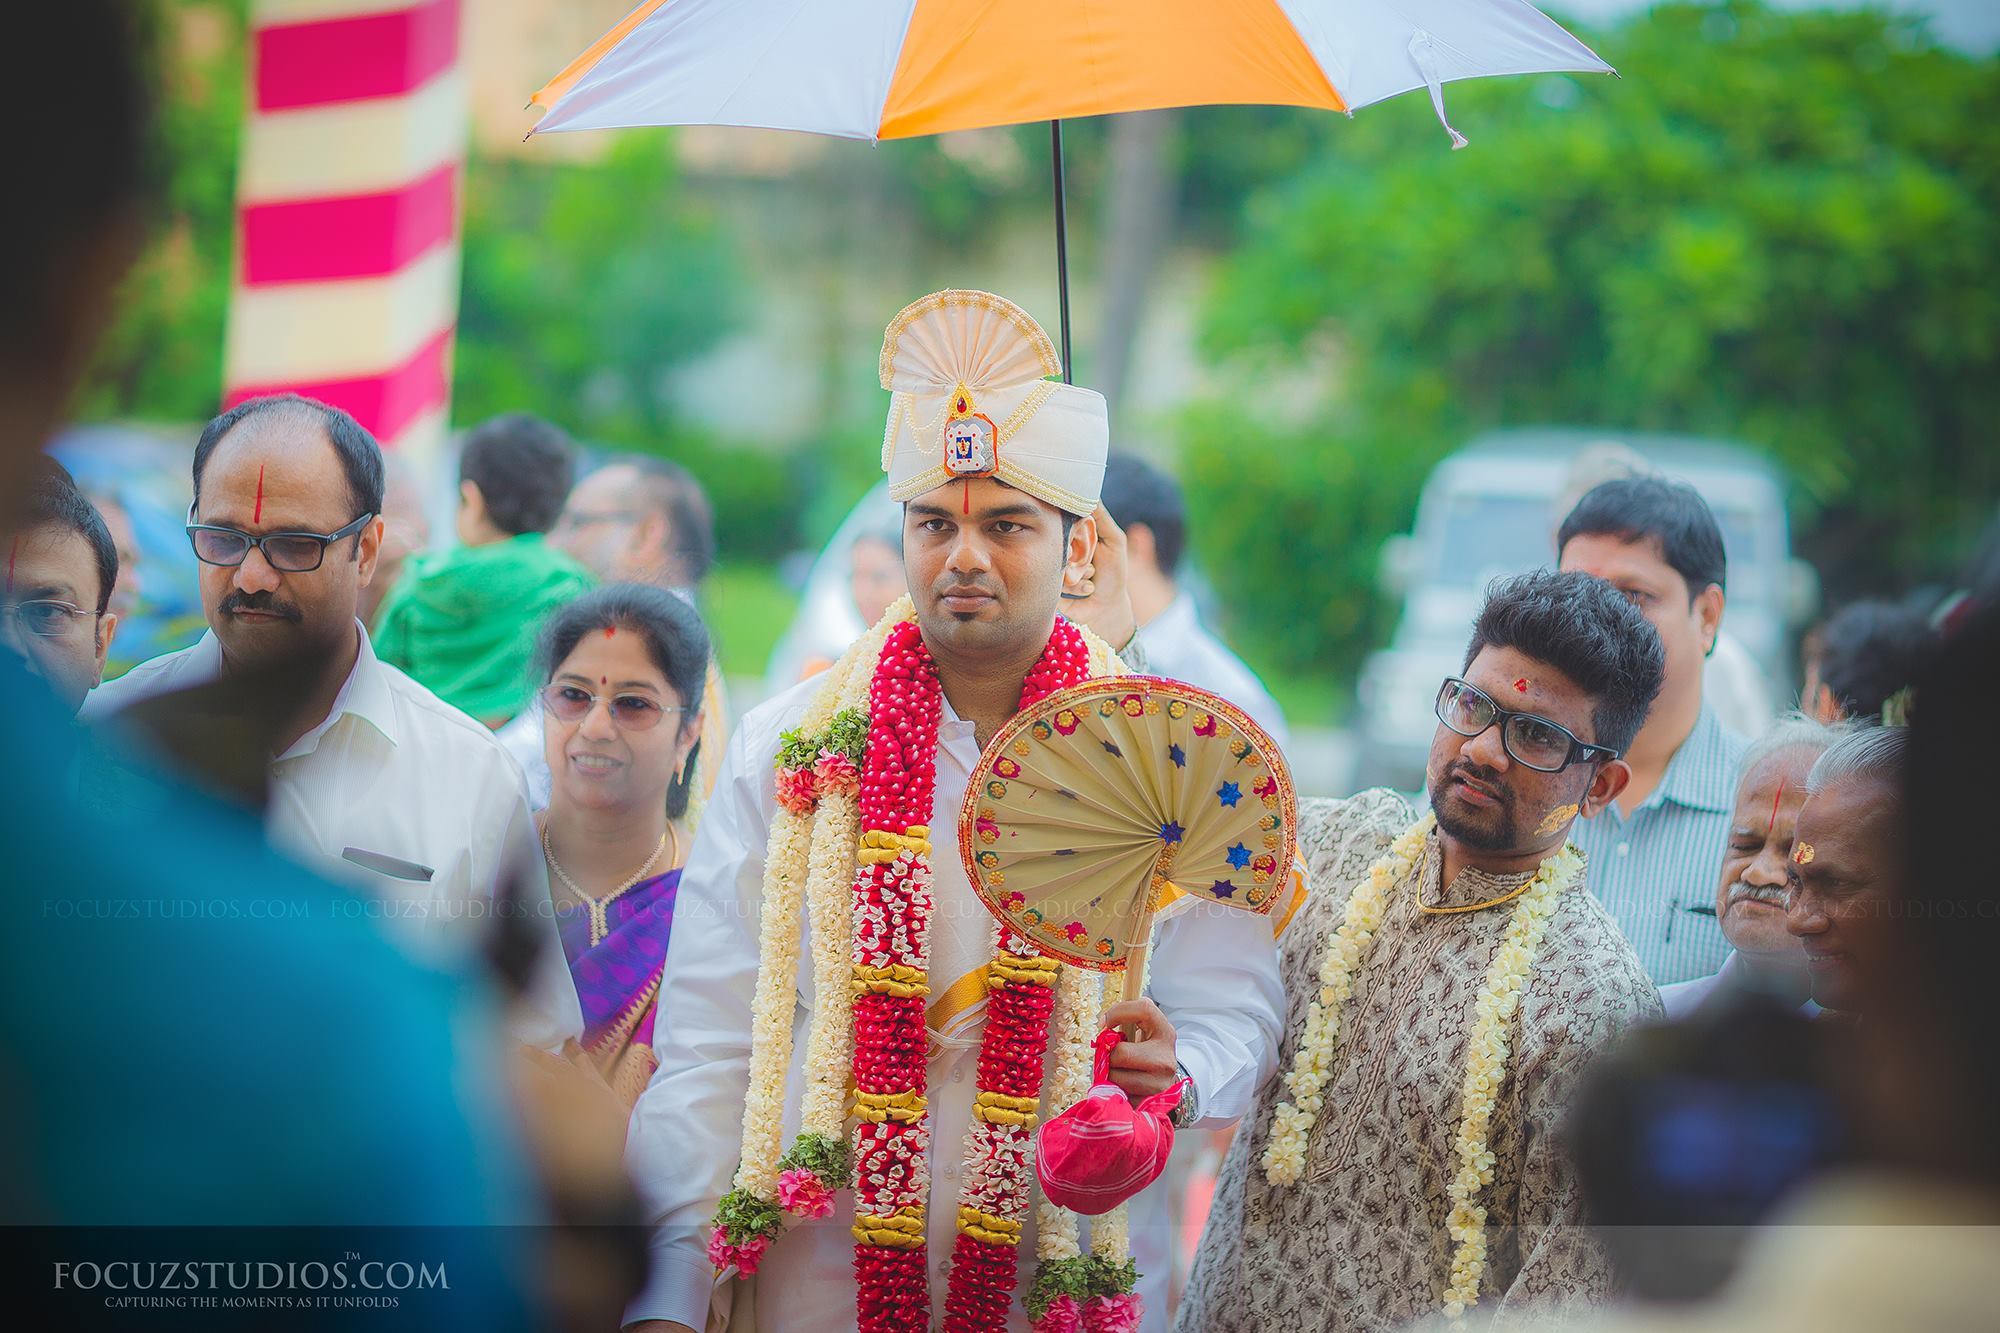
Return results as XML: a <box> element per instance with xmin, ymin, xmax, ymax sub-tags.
<box><xmin>1513</xmin><ymin>678</ymin><xmax>1529</xmax><ymax>694</ymax></box>
<box><xmin>604</xmin><ymin>626</ymin><xmax>616</xmax><ymax>638</ymax></box>
<box><xmin>1768</xmin><ymin>777</ymin><xmax>1786</xmax><ymax>836</ymax></box>
<box><xmin>962</xmin><ymin>479</ymin><xmax>971</xmax><ymax>515</ymax></box>
<box><xmin>252</xmin><ymin>463</ymin><xmax>265</xmax><ymax>524</ymax></box>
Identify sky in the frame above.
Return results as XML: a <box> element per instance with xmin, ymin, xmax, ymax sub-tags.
<box><xmin>1556</xmin><ymin>0</ymin><xmax>1999</xmax><ymax>51</ymax></box>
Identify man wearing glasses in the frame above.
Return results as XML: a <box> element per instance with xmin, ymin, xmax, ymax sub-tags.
<box><xmin>2</xmin><ymin>458</ymin><xmax>119</xmax><ymax>714</ymax></box>
<box><xmin>1183</xmin><ymin>570</ymin><xmax>1664</xmax><ymax>1332</ymax></box>
<box><xmin>84</xmin><ymin>394</ymin><xmax>582</xmax><ymax>1049</ymax></box>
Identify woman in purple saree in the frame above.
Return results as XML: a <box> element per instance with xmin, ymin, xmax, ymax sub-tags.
<box><xmin>533</xmin><ymin>585</ymin><xmax>710</xmax><ymax>1108</ymax></box>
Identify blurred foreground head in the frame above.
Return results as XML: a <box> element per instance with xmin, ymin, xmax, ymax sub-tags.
<box><xmin>1</xmin><ymin>2</ymin><xmax>153</xmax><ymax>508</ymax></box>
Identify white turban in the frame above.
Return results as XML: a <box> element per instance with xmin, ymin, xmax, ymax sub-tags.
<box><xmin>879</xmin><ymin>289</ymin><xmax>1108</xmax><ymax>516</ymax></box>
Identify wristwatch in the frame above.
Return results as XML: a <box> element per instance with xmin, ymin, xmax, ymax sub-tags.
<box><xmin>1169</xmin><ymin>1062</ymin><xmax>1198</xmax><ymax>1129</ymax></box>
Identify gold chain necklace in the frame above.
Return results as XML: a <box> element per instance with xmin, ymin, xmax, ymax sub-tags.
<box><xmin>1413</xmin><ymin>839</ymin><xmax>1538</xmax><ymax>915</ymax></box>
<box><xmin>541</xmin><ymin>822</ymin><xmax>677</xmax><ymax>946</ymax></box>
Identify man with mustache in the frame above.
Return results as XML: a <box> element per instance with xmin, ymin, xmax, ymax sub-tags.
<box><xmin>1182</xmin><ymin>570</ymin><xmax>1664</xmax><ymax>1331</ymax></box>
<box><xmin>1659</xmin><ymin>716</ymin><xmax>1846</xmax><ymax>1018</ymax></box>
<box><xmin>84</xmin><ymin>394</ymin><xmax>582</xmax><ymax>1048</ymax></box>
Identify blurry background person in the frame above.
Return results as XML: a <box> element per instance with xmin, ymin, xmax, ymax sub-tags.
<box><xmin>1100</xmin><ymin>450</ymin><xmax>1289</xmax><ymax>745</ymax></box>
<box><xmin>358</xmin><ymin>452</ymin><xmax>432</xmax><ymax>628</ymax></box>
<box><xmin>1558</xmin><ymin>443</ymin><xmax>1775</xmax><ymax>737</ymax></box>
<box><xmin>535</xmin><ymin>585</ymin><xmax>709</xmax><ymax>1108</ymax></box>
<box><xmin>1799</xmin><ymin>600</ymin><xmax>1938</xmax><ymax>723</ymax></box>
<box><xmin>848</xmin><ymin>523</ymin><xmax>907</xmax><ymax>631</ymax></box>
<box><xmin>375</xmin><ymin>412</ymin><xmax>593</xmax><ymax>726</ymax></box>
<box><xmin>1559</xmin><ymin>476</ymin><xmax>1745</xmax><ymax>986</ymax></box>
<box><xmin>3</xmin><ymin>458</ymin><xmax>118</xmax><ymax>714</ymax></box>
<box><xmin>505</xmin><ymin>452</ymin><xmax>727</xmax><ymax>811</ymax></box>
<box><xmin>1658</xmin><ymin>715</ymin><xmax>1845</xmax><ymax>1019</ymax></box>
<box><xmin>792</xmin><ymin>516</ymin><xmax>907</xmax><ymax>680</ymax></box>
<box><xmin>550</xmin><ymin>452</ymin><xmax>715</xmax><ymax>590</ymax></box>
<box><xmin>0</xmin><ymin>9</ymin><xmax>546</xmax><ymax>1319</ymax></box>
<box><xmin>1783</xmin><ymin>727</ymin><xmax>1909</xmax><ymax>1017</ymax></box>
<box><xmin>1560</xmin><ymin>615</ymin><xmax>1998</xmax><ymax>1333</ymax></box>
<box><xmin>83</xmin><ymin>394</ymin><xmax>582</xmax><ymax>1048</ymax></box>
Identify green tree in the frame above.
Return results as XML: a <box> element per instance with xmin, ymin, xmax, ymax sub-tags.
<box><xmin>1183</xmin><ymin>1</ymin><xmax>1999</xmax><ymax>684</ymax></box>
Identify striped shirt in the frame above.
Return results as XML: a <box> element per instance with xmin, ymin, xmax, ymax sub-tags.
<box><xmin>1568</xmin><ymin>704</ymin><xmax>1745</xmax><ymax>986</ymax></box>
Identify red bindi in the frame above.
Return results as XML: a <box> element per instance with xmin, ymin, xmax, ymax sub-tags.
<box><xmin>604</xmin><ymin>626</ymin><xmax>615</xmax><ymax>638</ymax></box>
<box><xmin>1513</xmin><ymin>678</ymin><xmax>1529</xmax><ymax>694</ymax></box>
<box><xmin>1768</xmin><ymin>778</ymin><xmax>1785</xmax><ymax>836</ymax></box>
<box><xmin>252</xmin><ymin>463</ymin><xmax>265</xmax><ymax>524</ymax></box>
<box><xmin>600</xmin><ymin>676</ymin><xmax>607</xmax><ymax>685</ymax></box>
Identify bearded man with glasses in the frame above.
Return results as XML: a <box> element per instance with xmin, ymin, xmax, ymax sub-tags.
<box><xmin>84</xmin><ymin>394</ymin><xmax>583</xmax><ymax>1051</ymax></box>
<box><xmin>1182</xmin><ymin>569</ymin><xmax>1667</xmax><ymax>1332</ymax></box>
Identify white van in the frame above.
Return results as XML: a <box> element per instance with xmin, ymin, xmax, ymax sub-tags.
<box><xmin>1352</xmin><ymin>429</ymin><xmax>1816</xmax><ymax>791</ymax></box>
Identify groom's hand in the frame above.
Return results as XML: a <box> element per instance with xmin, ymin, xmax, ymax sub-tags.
<box><xmin>1102</xmin><ymin>998</ymin><xmax>1178</xmax><ymax>1101</ymax></box>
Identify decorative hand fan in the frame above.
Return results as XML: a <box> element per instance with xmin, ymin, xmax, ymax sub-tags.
<box><xmin>959</xmin><ymin>676</ymin><xmax>1297</xmax><ymax>1002</ymax></box>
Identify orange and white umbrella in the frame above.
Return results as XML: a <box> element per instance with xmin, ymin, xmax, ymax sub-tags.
<box><xmin>528</xmin><ymin>0</ymin><xmax>1611</xmax><ymax>370</ymax></box>
<box><xmin>530</xmin><ymin>0</ymin><xmax>1609</xmax><ymax>147</ymax></box>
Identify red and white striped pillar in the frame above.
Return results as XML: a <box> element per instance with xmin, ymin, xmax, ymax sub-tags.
<box><xmin>223</xmin><ymin>0</ymin><xmax>466</xmax><ymax>471</ymax></box>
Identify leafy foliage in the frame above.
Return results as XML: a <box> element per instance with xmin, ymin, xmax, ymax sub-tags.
<box><xmin>1183</xmin><ymin>1</ymin><xmax>1999</xmax><ymax>681</ymax></box>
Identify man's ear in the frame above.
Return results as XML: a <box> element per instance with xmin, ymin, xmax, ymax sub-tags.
<box><xmin>457</xmin><ymin>479</ymin><xmax>481</xmax><ymax>516</ymax></box>
<box><xmin>355</xmin><ymin>515</ymin><xmax>385</xmax><ymax>588</ymax></box>
<box><xmin>1123</xmin><ymin>522</ymin><xmax>1157</xmax><ymax>577</ymax></box>
<box><xmin>1060</xmin><ymin>512</ymin><xmax>1099</xmax><ymax>598</ymax></box>
<box><xmin>1695</xmin><ymin>583</ymin><xmax>1725</xmax><ymax>656</ymax></box>
<box><xmin>93</xmin><ymin>611</ymin><xmax>118</xmax><ymax>687</ymax></box>
<box><xmin>1581</xmin><ymin>758</ymin><xmax>1631</xmax><ymax>817</ymax></box>
<box><xmin>1810</xmin><ymin>682</ymin><xmax>1845</xmax><ymax>724</ymax></box>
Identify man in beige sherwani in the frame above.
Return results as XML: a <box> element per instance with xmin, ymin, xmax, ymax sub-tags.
<box><xmin>1179</xmin><ymin>571</ymin><xmax>1667</xmax><ymax>1332</ymax></box>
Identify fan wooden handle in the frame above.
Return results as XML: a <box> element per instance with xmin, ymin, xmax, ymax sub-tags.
<box><xmin>1114</xmin><ymin>906</ymin><xmax>1154</xmax><ymax>1041</ymax></box>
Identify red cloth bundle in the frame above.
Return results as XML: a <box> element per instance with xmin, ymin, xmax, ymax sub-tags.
<box><xmin>1034</xmin><ymin>1028</ymin><xmax>1188</xmax><ymax>1216</ymax></box>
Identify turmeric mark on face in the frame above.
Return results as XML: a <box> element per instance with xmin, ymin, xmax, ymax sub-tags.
<box><xmin>1535</xmin><ymin>802</ymin><xmax>1580</xmax><ymax>836</ymax></box>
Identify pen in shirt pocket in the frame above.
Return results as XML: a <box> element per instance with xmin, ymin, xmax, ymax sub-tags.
<box><xmin>341</xmin><ymin>847</ymin><xmax>434</xmax><ymax>882</ymax></box>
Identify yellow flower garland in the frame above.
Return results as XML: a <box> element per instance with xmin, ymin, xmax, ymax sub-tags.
<box><xmin>1261</xmin><ymin>814</ymin><xmax>1581</xmax><ymax>1319</ymax></box>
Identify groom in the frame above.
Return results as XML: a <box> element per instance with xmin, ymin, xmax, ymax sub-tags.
<box><xmin>627</xmin><ymin>291</ymin><xmax>1286</xmax><ymax>1333</ymax></box>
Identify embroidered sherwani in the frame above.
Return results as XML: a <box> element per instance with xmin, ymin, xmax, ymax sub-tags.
<box><xmin>624</xmin><ymin>671</ymin><xmax>1289</xmax><ymax>1333</ymax></box>
<box><xmin>1178</xmin><ymin>791</ymin><xmax>1661</xmax><ymax>1333</ymax></box>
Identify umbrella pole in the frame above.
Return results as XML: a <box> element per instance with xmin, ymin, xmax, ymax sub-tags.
<box><xmin>1049</xmin><ymin>119</ymin><xmax>1073</xmax><ymax>385</ymax></box>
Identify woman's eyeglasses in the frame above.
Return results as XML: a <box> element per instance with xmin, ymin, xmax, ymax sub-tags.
<box><xmin>186</xmin><ymin>509</ymin><xmax>375</xmax><ymax>573</ymax></box>
<box><xmin>1434</xmin><ymin>677</ymin><xmax>1620</xmax><ymax>773</ymax></box>
<box><xmin>542</xmin><ymin>683</ymin><xmax>685</xmax><ymax>731</ymax></box>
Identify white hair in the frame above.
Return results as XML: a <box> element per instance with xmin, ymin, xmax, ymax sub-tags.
<box><xmin>1805</xmin><ymin>724</ymin><xmax>1910</xmax><ymax>797</ymax></box>
<box><xmin>1739</xmin><ymin>712</ymin><xmax>1851</xmax><ymax>778</ymax></box>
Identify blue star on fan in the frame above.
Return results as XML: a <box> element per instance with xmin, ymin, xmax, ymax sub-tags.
<box><xmin>1158</xmin><ymin>820</ymin><xmax>1185</xmax><ymax>845</ymax></box>
<box><xmin>1210</xmin><ymin>879</ymin><xmax>1239</xmax><ymax>899</ymax></box>
<box><xmin>1168</xmin><ymin>743</ymin><xmax>1186</xmax><ymax>768</ymax></box>
<box><xmin>1216</xmin><ymin>781</ymin><xmax>1242</xmax><ymax>808</ymax></box>
<box><xmin>1226</xmin><ymin>842</ymin><xmax>1252</xmax><ymax>870</ymax></box>
<box><xmin>1101</xmin><ymin>740</ymin><xmax>1123</xmax><ymax>758</ymax></box>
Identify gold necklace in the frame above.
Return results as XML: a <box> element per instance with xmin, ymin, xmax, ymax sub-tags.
<box><xmin>542</xmin><ymin>822</ymin><xmax>677</xmax><ymax>946</ymax></box>
<box><xmin>1413</xmin><ymin>841</ymin><xmax>1538</xmax><ymax>915</ymax></box>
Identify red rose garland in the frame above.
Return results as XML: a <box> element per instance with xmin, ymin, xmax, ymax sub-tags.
<box><xmin>850</xmin><ymin>616</ymin><xmax>1094</xmax><ymax>1333</ymax></box>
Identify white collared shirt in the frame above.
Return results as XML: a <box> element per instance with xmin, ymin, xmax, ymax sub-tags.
<box><xmin>624</xmin><ymin>672</ymin><xmax>1288</xmax><ymax>1332</ymax></box>
<box><xmin>1137</xmin><ymin>592</ymin><xmax>1290</xmax><ymax>749</ymax></box>
<box><xmin>84</xmin><ymin>623</ymin><xmax>582</xmax><ymax>1049</ymax></box>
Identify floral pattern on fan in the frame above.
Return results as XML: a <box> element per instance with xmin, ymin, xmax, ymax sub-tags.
<box><xmin>959</xmin><ymin>677</ymin><xmax>1299</xmax><ymax>973</ymax></box>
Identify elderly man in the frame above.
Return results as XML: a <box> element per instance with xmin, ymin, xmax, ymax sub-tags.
<box><xmin>3</xmin><ymin>459</ymin><xmax>119</xmax><ymax>714</ymax></box>
<box><xmin>1182</xmin><ymin>570</ymin><xmax>1664</xmax><ymax>1332</ymax></box>
<box><xmin>84</xmin><ymin>393</ymin><xmax>581</xmax><ymax>1047</ymax></box>
<box><xmin>1659</xmin><ymin>716</ymin><xmax>1848</xmax><ymax>1018</ymax></box>
<box><xmin>1783</xmin><ymin>726</ymin><xmax>1910</xmax><ymax>1016</ymax></box>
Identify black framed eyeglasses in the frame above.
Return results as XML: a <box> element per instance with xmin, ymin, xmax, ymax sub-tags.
<box><xmin>1435</xmin><ymin>677</ymin><xmax>1620</xmax><ymax>773</ymax></box>
<box><xmin>2</xmin><ymin>598</ymin><xmax>100</xmax><ymax>639</ymax></box>
<box><xmin>186</xmin><ymin>509</ymin><xmax>374</xmax><ymax>573</ymax></box>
